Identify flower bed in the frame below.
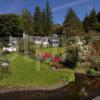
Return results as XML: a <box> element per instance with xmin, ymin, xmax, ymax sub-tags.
<box><xmin>37</xmin><ymin>52</ymin><xmax>63</xmax><ymax>69</ymax></box>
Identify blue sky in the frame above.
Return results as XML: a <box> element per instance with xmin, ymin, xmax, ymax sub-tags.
<box><xmin>0</xmin><ymin>0</ymin><xmax>100</xmax><ymax>24</ymax></box>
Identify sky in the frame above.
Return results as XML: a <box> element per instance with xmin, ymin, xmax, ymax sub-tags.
<box><xmin>0</xmin><ymin>0</ymin><xmax>100</xmax><ymax>24</ymax></box>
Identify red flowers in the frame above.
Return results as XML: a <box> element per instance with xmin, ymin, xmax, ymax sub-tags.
<box><xmin>42</xmin><ymin>52</ymin><xmax>53</xmax><ymax>60</ymax></box>
<box><xmin>39</xmin><ymin>52</ymin><xmax>63</xmax><ymax>69</ymax></box>
<box><xmin>41</xmin><ymin>52</ymin><xmax>61</xmax><ymax>63</ymax></box>
<box><xmin>53</xmin><ymin>57</ymin><xmax>61</xmax><ymax>63</ymax></box>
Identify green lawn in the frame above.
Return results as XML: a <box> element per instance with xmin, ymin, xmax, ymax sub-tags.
<box><xmin>36</xmin><ymin>47</ymin><xmax>64</xmax><ymax>55</ymax></box>
<box><xmin>0</xmin><ymin>53</ymin><xmax>75</xmax><ymax>88</ymax></box>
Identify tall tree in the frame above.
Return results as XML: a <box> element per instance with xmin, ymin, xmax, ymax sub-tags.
<box><xmin>95</xmin><ymin>12</ymin><xmax>100</xmax><ymax>31</ymax></box>
<box><xmin>22</xmin><ymin>9</ymin><xmax>34</xmax><ymax>35</ymax></box>
<box><xmin>52</xmin><ymin>24</ymin><xmax>62</xmax><ymax>35</ymax></box>
<box><xmin>63</xmin><ymin>8</ymin><xmax>84</xmax><ymax>38</ymax></box>
<box><xmin>0</xmin><ymin>14</ymin><xmax>23</xmax><ymax>36</ymax></box>
<box><xmin>97</xmin><ymin>12</ymin><xmax>100</xmax><ymax>22</ymax></box>
<box><xmin>45</xmin><ymin>1</ymin><xmax>53</xmax><ymax>35</ymax></box>
<box><xmin>41</xmin><ymin>9</ymin><xmax>46</xmax><ymax>36</ymax></box>
<box><xmin>33</xmin><ymin>6</ymin><xmax>43</xmax><ymax>35</ymax></box>
<box><xmin>88</xmin><ymin>8</ymin><xmax>97</xmax><ymax>30</ymax></box>
<box><xmin>83</xmin><ymin>14</ymin><xmax>90</xmax><ymax>32</ymax></box>
<box><xmin>83</xmin><ymin>8</ymin><xmax>97</xmax><ymax>32</ymax></box>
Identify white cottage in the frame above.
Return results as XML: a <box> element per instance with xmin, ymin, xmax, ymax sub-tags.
<box><xmin>2</xmin><ymin>33</ymin><xmax>60</xmax><ymax>52</ymax></box>
<box><xmin>23</xmin><ymin>33</ymin><xmax>59</xmax><ymax>47</ymax></box>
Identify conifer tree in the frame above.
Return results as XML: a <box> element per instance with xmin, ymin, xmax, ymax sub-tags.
<box><xmin>83</xmin><ymin>14</ymin><xmax>90</xmax><ymax>32</ymax></box>
<box><xmin>88</xmin><ymin>8</ymin><xmax>97</xmax><ymax>30</ymax></box>
<box><xmin>33</xmin><ymin>6</ymin><xmax>43</xmax><ymax>35</ymax></box>
<box><xmin>97</xmin><ymin>12</ymin><xmax>100</xmax><ymax>22</ymax></box>
<box><xmin>83</xmin><ymin>8</ymin><xmax>97</xmax><ymax>32</ymax></box>
<box><xmin>63</xmin><ymin>8</ymin><xmax>84</xmax><ymax>37</ymax></box>
<box><xmin>41</xmin><ymin>9</ymin><xmax>46</xmax><ymax>36</ymax></box>
<box><xmin>95</xmin><ymin>12</ymin><xmax>100</xmax><ymax>31</ymax></box>
<box><xmin>45</xmin><ymin>1</ymin><xmax>53</xmax><ymax>35</ymax></box>
<box><xmin>22</xmin><ymin>9</ymin><xmax>34</xmax><ymax>35</ymax></box>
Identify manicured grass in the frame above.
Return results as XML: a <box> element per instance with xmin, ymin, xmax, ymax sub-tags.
<box><xmin>36</xmin><ymin>47</ymin><xmax>64</xmax><ymax>55</ymax></box>
<box><xmin>0</xmin><ymin>53</ymin><xmax>75</xmax><ymax>88</ymax></box>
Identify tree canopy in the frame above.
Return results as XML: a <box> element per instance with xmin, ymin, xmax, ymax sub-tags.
<box><xmin>45</xmin><ymin>1</ymin><xmax>53</xmax><ymax>35</ymax></box>
<box><xmin>63</xmin><ymin>8</ymin><xmax>84</xmax><ymax>38</ymax></box>
<box><xmin>83</xmin><ymin>8</ymin><xmax>100</xmax><ymax>32</ymax></box>
<box><xmin>22</xmin><ymin>9</ymin><xmax>34</xmax><ymax>35</ymax></box>
<box><xmin>33</xmin><ymin>1</ymin><xmax>53</xmax><ymax>36</ymax></box>
<box><xmin>0</xmin><ymin>2</ymin><xmax>99</xmax><ymax>37</ymax></box>
<box><xmin>0</xmin><ymin>14</ymin><xmax>23</xmax><ymax>37</ymax></box>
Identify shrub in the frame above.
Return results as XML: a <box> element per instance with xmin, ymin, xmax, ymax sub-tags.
<box><xmin>18</xmin><ymin>40</ymin><xmax>24</xmax><ymax>53</ymax></box>
<box><xmin>62</xmin><ymin>72</ymin><xmax>75</xmax><ymax>82</ymax></box>
<box><xmin>62</xmin><ymin>46</ymin><xmax>79</xmax><ymax>68</ymax></box>
<box><xmin>42</xmin><ymin>52</ymin><xmax>53</xmax><ymax>60</ymax></box>
<box><xmin>50</xmin><ymin>62</ymin><xmax>63</xmax><ymax>69</ymax></box>
<box><xmin>87</xmin><ymin>68</ymin><xmax>96</xmax><ymax>75</ymax></box>
<box><xmin>39</xmin><ymin>52</ymin><xmax>63</xmax><ymax>69</ymax></box>
<box><xmin>53</xmin><ymin>56</ymin><xmax>61</xmax><ymax>63</ymax></box>
<box><xmin>90</xmin><ymin>56</ymin><xmax>100</xmax><ymax>71</ymax></box>
<box><xmin>28</xmin><ymin>41</ymin><xmax>35</xmax><ymax>55</ymax></box>
<box><xmin>18</xmin><ymin>40</ymin><xmax>35</xmax><ymax>56</ymax></box>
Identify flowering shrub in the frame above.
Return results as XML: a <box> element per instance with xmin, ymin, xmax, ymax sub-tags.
<box><xmin>38</xmin><ymin>52</ymin><xmax>63</xmax><ymax>69</ymax></box>
<box><xmin>42</xmin><ymin>52</ymin><xmax>53</xmax><ymax>60</ymax></box>
<box><xmin>62</xmin><ymin>47</ymin><xmax>79</xmax><ymax>68</ymax></box>
<box><xmin>41</xmin><ymin>52</ymin><xmax>61</xmax><ymax>63</ymax></box>
<box><xmin>53</xmin><ymin>57</ymin><xmax>61</xmax><ymax>63</ymax></box>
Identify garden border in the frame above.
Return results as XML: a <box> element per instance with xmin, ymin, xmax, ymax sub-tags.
<box><xmin>0</xmin><ymin>81</ymin><xmax>69</xmax><ymax>94</ymax></box>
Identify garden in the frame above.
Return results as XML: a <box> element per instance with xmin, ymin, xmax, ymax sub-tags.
<box><xmin>0</xmin><ymin>52</ymin><xmax>75</xmax><ymax>88</ymax></box>
<box><xmin>0</xmin><ymin>1</ymin><xmax>100</xmax><ymax>99</ymax></box>
<box><xmin>0</xmin><ymin>36</ymin><xmax>100</xmax><ymax>89</ymax></box>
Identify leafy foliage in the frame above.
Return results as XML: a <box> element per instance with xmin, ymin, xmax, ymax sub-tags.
<box><xmin>52</xmin><ymin>24</ymin><xmax>62</xmax><ymax>35</ymax></box>
<box><xmin>33</xmin><ymin>1</ymin><xmax>53</xmax><ymax>36</ymax></box>
<box><xmin>63</xmin><ymin>8</ymin><xmax>84</xmax><ymax>38</ymax></box>
<box><xmin>95</xmin><ymin>22</ymin><xmax>100</xmax><ymax>31</ymax></box>
<box><xmin>0</xmin><ymin>14</ymin><xmax>23</xmax><ymax>36</ymax></box>
<box><xmin>87</xmin><ymin>68</ymin><xmax>96</xmax><ymax>75</ymax></box>
<box><xmin>18</xmin><ymin>39</ymin><xmax>35</xmax><ymax>55</ymax></box>
<box><xmin>62</xmin><ymin>46</ymin><xmax>79</xmax><ymax>68</ymax></box>
<box><xmin>83</xmin><ymin>8</ymin><xmax>100</xmax><ymax>32</ymax></box>
<box><xmin>95</xmin><ymin>12</ymin><xmax>100</xmax><ymax>31</ymax></box>
<box><xmin>45</xmin><ymin>1</ymin><xmax>53</xmax><ymax>35</ymax></box>
<box><xmin>33</xmin><ymin>6</ymin><xmax>43</xmax><ymax>35</ymax></box>
<box><xmin>22</xmin><ymin>9</ymin><xmax>34</xmax><ymax>35</ymax></box>
<box><xmin>97</xmin><ymin>12</ymin><xmax>100</xmax><ymax>22</ymax></box>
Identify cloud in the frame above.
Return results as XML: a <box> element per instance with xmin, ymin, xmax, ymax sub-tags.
<box><xmin>53</xmin><ymin>0</ymin><xmax>90</xmax><ymax>12</ymax></box>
